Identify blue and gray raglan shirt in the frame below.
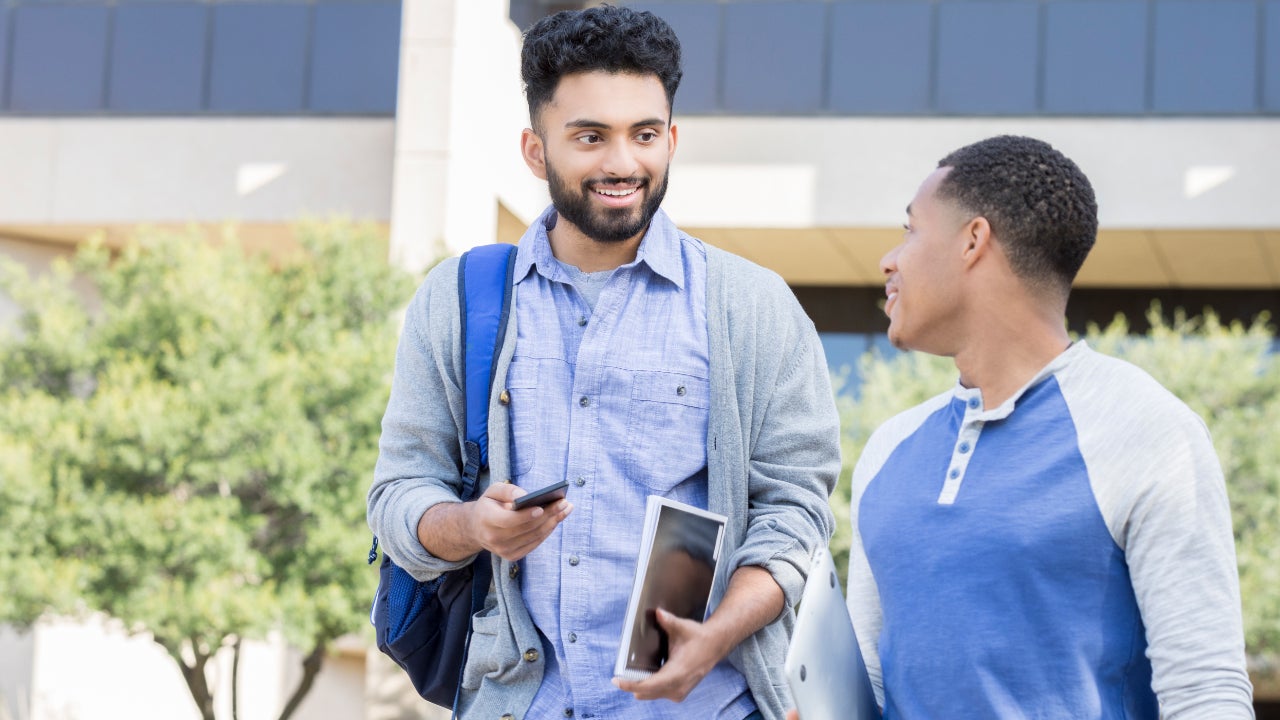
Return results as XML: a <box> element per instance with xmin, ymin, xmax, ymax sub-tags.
<box><xmin>847</xmin><ymin>341</ymin><xmax>1254</xmax><ymax>719</ymax></box>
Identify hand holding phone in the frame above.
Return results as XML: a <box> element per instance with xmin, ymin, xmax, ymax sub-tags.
<box><xmin>511</xmin><ymin>479</ymin><xmax>570</xmax><ymax>511</ymax></box>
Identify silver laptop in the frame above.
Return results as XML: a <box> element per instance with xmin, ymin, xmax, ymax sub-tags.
<box><xmin>785</xmin><ymin>548</ymin><xmax>881</xmax><ymax>720</ymax></box>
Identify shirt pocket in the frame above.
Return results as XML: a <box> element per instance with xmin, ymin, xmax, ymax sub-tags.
<box><xmin>505</xmin><ymin>359</ymin><xmax>539</xmax><ymax>478</ymax></box>
<box><xmin>625</xmin><ymin>371</ymin><xmax>710</xmax><ymax>494</ymax></box>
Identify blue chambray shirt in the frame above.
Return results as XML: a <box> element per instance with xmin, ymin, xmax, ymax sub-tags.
<box><xmin>509</xmin><ymin>207</ymin><xmax>755</xmax><ymax>720</ymax></box>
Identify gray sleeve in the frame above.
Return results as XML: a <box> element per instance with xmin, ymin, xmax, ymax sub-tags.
<box><xmin>847</xmin><ymin>443</ymin><xmax>886</xmax><ymax>710</ymax></box>
<box><xmin>366</xmin><ymin>259</ymin><xmax>476</xmax><ymax>582</ymax></box>
<box><xmin>719</xmin><ymin>264</ymin><xmax>842</xmax><ymax>609</ymax></box>
<box><xmin>1065</xmin><ymin>358</ymin><xmax>1255</xmax><ymax>718</ymax></box>
<box><xmin>845</xmin><ymin>396</ymin><xmax>949</xmax><ymax>710</ymax></box>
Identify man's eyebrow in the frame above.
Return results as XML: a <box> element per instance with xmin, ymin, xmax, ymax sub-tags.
<box><xmin>565</xmin><ymin>119</ymin><xmax>608</xmax><ymax>130</ymax></box>
<box><xmin>563</xmin><ymin>118</ymin><xmax>669</xmax><ymax>130</ymax></box>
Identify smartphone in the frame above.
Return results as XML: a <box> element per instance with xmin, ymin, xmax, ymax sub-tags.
<box><xmin>511</xmin><ymin>479</ymin><xmax>570</xmax><ymax>511</ymax></box>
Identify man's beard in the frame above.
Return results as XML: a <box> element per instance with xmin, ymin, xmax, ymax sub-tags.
<box><xmin>546</xmin><ymin>161</ymin><xmax>669</xmax><ymax>244</ymax></box>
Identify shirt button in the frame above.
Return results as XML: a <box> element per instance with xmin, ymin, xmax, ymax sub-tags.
<box><xmin>501</xmin><ymin>715</ymin><xmax>515</xmax><ymax>720</ymax></box>
<box><xmin>579</xmin><ymin>396</ymin><xmax>589</xmax><ymax>407</ymax></box>
<box><xmin>967</xmin><ymin>397</ymin><xmax>980</xmax><ymax>409</ymax></box>
<box><xmin>523</xmin><ymin>648</ymin><xmax>539</xmax><ymax>662</ymax></box>
<box><xmin>564</xmin><ymin>709</ymin><xmax>574</xmax><ymax>718</ymax></box>
<box><xmin>499</xmin><ymin>390</ymin><xmax>511</xmax><ymax>405</ymax></box>
<box><xmin>958</xmin><ymin>442</ymin><xmax>971</xmax><ymax>454</ymax></box>
<box><xmin>949</xmin><ymin>468</ymin><xmax>960</xmax><ymax>480</ymax></box>
<box><xmin>577</xmin><ymin>316</ymin><xmax>587</xmax><ymax>327</ymax></box>
<box><xmin>568</xmin><ymin>632</ymin><xmax>577</xmax><ymax>643</ymax></box>
<box><xmin>568</xmin><ymin>555</ymin><xmax>580</xmax><ymax>566</ymax></box>
<box><xmin>575</xmin><ymin>476</ymin><xmax>586</xmax><ymax>487</ymax></box>
<box><xmin>676</xmin><ymin>385</ymin><xmax>686</xmax><ymax>396</ymax></box>
<box><xmin>508</xmin><ymin>563</ymin><xmax>520</xmax><ymax>579</ymax></box>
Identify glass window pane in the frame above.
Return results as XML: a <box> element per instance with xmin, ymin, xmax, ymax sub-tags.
<box><xmin>829</xmin><ymin>0</ymin><xmax>932</xmax><ymax>114</ymax></box>
<box><xmin>1263</xmin><ymin>1</ymin><xmax>1280</xmax><ymax>111</ymax></box>
<box><xmin>308</xmin><ymin>0</ymin><xmax>401</xmax><ymax>114</ymax></box>
<box><xmin>9</xmin><ymin>5</ymin><xmax>109</xmax><ymax>113</ymax></box>
<box><xmin>0</xmin><ymin>8</ymin><xmax>9</xmax><ymax>111</ymax></box>
<box><xmin>1152</xmin><ymin>0</ymin><xmax>1257</xmax><ymax>113</ymax></box>
<box><xmin>209</xmin><ymin>3</ymin><xmax>309</xmax><ymax>113</ymax></box>
<box><xmin>109</xmin><ymin>3</ymin><xmax>208</xmax><ymax>113</ymax></box>
<box><xmin>723</xmin><ymin>1</ymin><xmax>825</xmax><ymax>114</ymax></box>
<box><xmin>936</xmin><ymin>1</ymin><xmax>1038</xmax><ymax>115</ymax></box>
<box><xmin>1044</xmin><ymin>0</ymin><xmax>1146</xmax><ymax>114</ymax></box>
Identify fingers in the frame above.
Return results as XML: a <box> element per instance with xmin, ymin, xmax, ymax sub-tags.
<box><xmin>786</xmin><ymin>710</ymin><xmax>800</xmax><ymax>720</ymax></box>
<box><xmin>612</xmin><ymin>610</ymin><xmax>710</xmax><ymax>702</ymax></box>
<box><xmin>472</xmin><ymin>486</ymin><xmax>572</xmax><ymax>561</ymax></box>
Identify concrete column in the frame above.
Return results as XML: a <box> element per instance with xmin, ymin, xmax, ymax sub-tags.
<box><xmin>389</xmin><ymin>0</ymin><xmax>530</xmax><ymax>273</ymax></box>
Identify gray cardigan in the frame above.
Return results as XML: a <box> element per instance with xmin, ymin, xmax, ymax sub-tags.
<box><xmin>368</xmin><ymin>243</ymin><xmax>841</xmax><ymax>720</ymax></box>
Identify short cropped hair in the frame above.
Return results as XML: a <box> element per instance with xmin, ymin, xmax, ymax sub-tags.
<box><xmin>521</xmin><ymin>5</ymin><xmax>683</xmax><ymax>128</ymax></box>
<box><xmin>937</xmin><ymin>135</ymin><xmax>1098</xmax><ymax>294</ymax></box>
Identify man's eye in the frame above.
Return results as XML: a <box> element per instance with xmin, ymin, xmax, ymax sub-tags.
<box><xmin>637</xmin><ymin>131</ymin><xmax>658</xmax><ymax>142</ymax></box>
<box><xmin>578</xmin><ymin>134</ymin><xmax>603</xmax><ymax>144</ymax></box>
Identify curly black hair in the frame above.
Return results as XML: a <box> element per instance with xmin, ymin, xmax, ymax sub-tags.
<box><xmin>521</xmin><ymin>5</ymin><xmax>683</xmax><ymax>129</ymax></box>
<box><xmin>936</xmin><ymin>135</ymin><xmax>1098</xmax><ymax>294</ymax></box>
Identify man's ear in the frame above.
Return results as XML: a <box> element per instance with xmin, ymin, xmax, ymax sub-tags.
<box><xmin>667</xmin><ymin>121</ymin><xmax>679</xmax><ymax>162</ymax></box>
<box><xmin>961</xmin><ymin>215</ymin><xmax>993</xmax><ymax>270</ymax></box>
<box><xmin>521</xmin><ymin>128</ymin><xmax>547</xmax><ymax>180</ymax></box>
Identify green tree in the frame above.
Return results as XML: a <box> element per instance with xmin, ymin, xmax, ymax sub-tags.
<box><xmin>830</xmin><ymin>306</ymin><xmax>1280</xmax><ymax>662</ymax></box>
<box><xmin>0</xmin><ymin>222</ymin><xmax>418</xmax><ymax>720</ymax></box>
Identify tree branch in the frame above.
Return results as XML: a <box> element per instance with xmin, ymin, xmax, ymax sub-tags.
<box><xmin>276</xmin><ymin>639</ymin><xmax>326</xmax><ymax>720</ymax></box>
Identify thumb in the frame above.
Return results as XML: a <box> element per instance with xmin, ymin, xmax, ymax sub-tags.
<box><xmin>654</xmin><ymin>607</ymin><xmax>696</xmax><ymax>636</ymax></box>
<box><xmin>483</xmin><ymin>482</ymin><xmax>522</xmax><ymax>503</ymax></box>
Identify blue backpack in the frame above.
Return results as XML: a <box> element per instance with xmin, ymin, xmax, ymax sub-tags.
<box><xmin>368</xmin><ymin>243</ymin><xmax>518</xmax><ymax>713</ymax></box>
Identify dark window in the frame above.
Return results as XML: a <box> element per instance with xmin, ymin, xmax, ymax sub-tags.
<box><xmin>1043</xmin><ymin>0</ymin><xmax>1147</xmax><ymax>114</ymax></box>
<box><xmin>627</xmin><ymin>2</ymin><xmax>720</xmax><ymax>114</ymax></box>
<box><xmin>828</xmin><ymin>0</ymin><xmax>932</xmax><ymax>114</ymax></box>
<box><xmin>209</xmin><ymin>3</ymin><xmax>309</xmax><ymax>113</ymax></box>
<box><xmin>9</xmin><ymin>4</ymin><xmax>110</xmax><ymax>112</ymax></box>
<box><xmin>722</xmin><ymin>1</ymin><xmax>825</xmax><ymax>114</ymax></box>
<box><xmin>309</xmin><ymin>1</ymin><xmax>401</xmax><ymax>114</ymax></box>
<box><xmin>109</xmin><ymin>3</ymin><xmax>207</xmax><ymax>113</ymax></box>
<box><xmin>1152</xmin><ymin>0</ymin><xmax>1257</xmax><ymax>113</ymax></box>
<box><xmin>936</xmin><ymin>1</ymin><xmax>1038</xmax><ymax>114</ymax></box>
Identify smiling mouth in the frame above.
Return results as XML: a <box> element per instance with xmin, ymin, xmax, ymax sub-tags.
<box><xmin>884</xmin><ymin>289</ymin><xmax>898</xmax><ymax>316</ymax></box>
<box><xmin>595</xmin><ymin>186</ymin><xmax>638</xmax><ymax>197</ymax></box>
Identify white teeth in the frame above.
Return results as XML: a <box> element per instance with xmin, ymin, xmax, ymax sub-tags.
<box><xmin>596</xmin><ymin>187</ymin><xmax>637</xmax><ymax>197</ymax></box>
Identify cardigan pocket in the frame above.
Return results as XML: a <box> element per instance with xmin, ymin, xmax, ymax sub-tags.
<box><xmin>461</xmin><ymin>602</ymin><xmax>521</xmax><ymax>690</ymax></box>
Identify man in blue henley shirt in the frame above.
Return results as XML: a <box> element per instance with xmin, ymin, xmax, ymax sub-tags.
<box><xmin>844</xmin><ymin>135</ymin><xmax>1254</xmax><ymax>719</ymax></box>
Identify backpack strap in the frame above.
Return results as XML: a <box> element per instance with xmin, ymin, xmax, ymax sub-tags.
<box><xmin>457</xmin><ymin>243</ymin><xmax>518</xmax><ymax>499</ymax></box>
<box><xmin>452</xmin><ymin>242</ymin><xmax>516</xmax><ymax>718</ymax></box>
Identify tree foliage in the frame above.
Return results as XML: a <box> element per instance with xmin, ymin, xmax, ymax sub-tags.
<box><xmin>830</xmin><ymin>305</ymin><xmax>1280</xmax><ymax>661</ymax></box>
<box><xmin>0</xmin><ymin>223</ymin><xmax>417</xmax><ymax>719</ymax></box>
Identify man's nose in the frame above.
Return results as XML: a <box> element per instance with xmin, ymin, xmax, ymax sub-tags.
<box><xmin>601</xmin><ymin>141</ymin><xmax>640</xmax><ymax>178</ymax></box>
<box><xmin>880</xmin><ymin>245</ymin><xmax>901</xmax><ymax>277</ymax></box>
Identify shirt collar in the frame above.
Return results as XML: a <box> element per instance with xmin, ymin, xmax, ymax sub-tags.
<box><xmin>511</xmin><ymin>205</ymin><xmax>686</xmax><ymax>289</ymax></box>
<box><xmin>952</xmin><ymin>340</ymin><xmax>1090</xmax><ymax>421</ymax></box>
